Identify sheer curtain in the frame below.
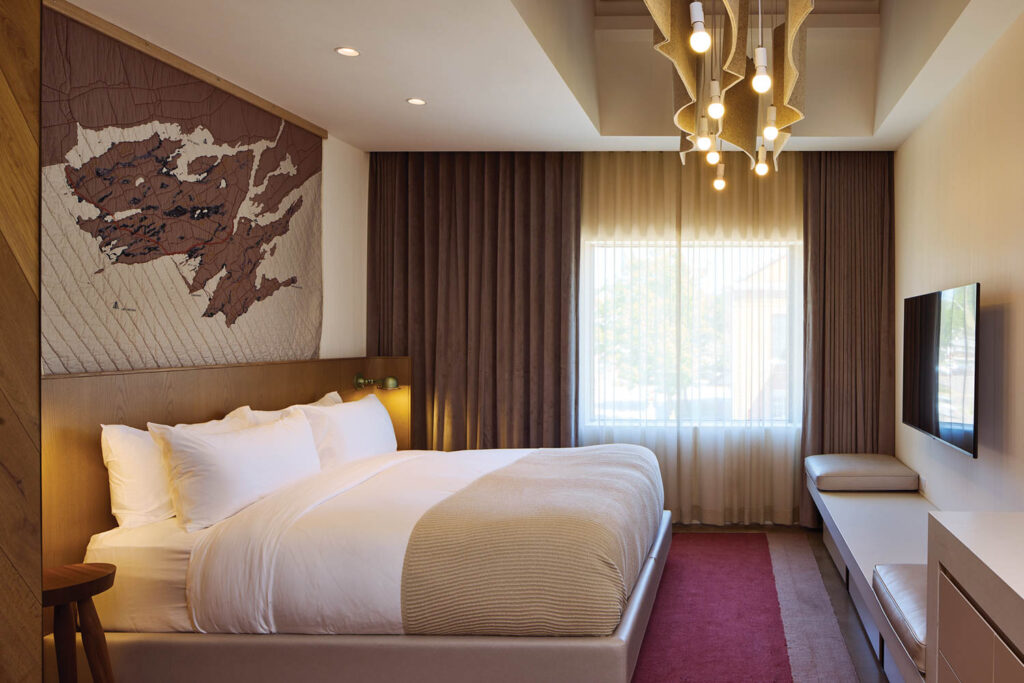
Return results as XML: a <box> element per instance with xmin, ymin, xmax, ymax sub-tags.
<box><xmin>579</xmin><ymin>152</ymin><xmax>803</xmax><ymax>524</ymax></box>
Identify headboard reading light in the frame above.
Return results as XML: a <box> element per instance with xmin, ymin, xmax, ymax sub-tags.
<box><xmin>353</xmin><ymin>373</ymin><xmax>400</xmax><ymax>390</ymax></box>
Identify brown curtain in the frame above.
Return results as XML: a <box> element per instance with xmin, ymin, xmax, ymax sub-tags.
<box><xmin>801</xmin><ymin>151</ymin><xmax>896</xmax><ymax>525</ymax></box>
<box><xmin>367</xmin><ymin>152</ymin><xmax>581</xmax><ymax>451</ymax></box>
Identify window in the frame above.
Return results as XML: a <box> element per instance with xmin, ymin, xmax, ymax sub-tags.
<box><xmin>580</xmin><ymin>239</ymin><xmax>803</xmax><ymax>428</ymax></box>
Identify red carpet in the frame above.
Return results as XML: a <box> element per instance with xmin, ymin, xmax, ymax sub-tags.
<box><xmin>632</xmin><ymin>533</ymin><xmax>793</xmax><ymax>683</ymax></box>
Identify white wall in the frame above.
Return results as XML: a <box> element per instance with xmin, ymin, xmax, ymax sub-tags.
<box><xmin>319</xmin><ymin>135</ymin><xmax>369</xmax><ymax>358</ymax></box>
<box><xmin>894</xmin><ymin>12</ymin><xmax>1024</xmax><ymax>511</ymax></box>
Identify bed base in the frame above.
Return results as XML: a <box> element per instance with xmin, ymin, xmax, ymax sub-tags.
<box><xmin>44</xmin><ymin>510</ymin><xmax>672</xmax><ymax>683</ymax></box>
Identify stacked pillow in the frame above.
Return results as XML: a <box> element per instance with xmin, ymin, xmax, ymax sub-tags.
<box><xmin>149</xmin><ymin>407</ymin><xmax>321</xmax><ymax>532</ymax></box>
<box><xmin>245</xmin><ymin>390</ymin><xmax>343</xmax><ymax>425</ymax></box>
<box><xmin>294</xmin><ymin>394</ymin><xmax>398</xmax><ymax>469</ymax></box>
<box><xmin>101</xmin><ymin>406</ymin><xmax>251</xmax><ymax>528</ymax></box>
<box><xmin>100</xmin><ymin>391</ymin><xmax>400</xmax><ymax>532</ymax></box>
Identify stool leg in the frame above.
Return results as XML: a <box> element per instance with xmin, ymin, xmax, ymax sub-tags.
<box><xmin>77</xmin><ymin>597</ymin><xmax>115</xmax><ymax>683</ymax></box>
<box><xmin>52</xmin><ymin>603</ymin><xmax>78</xmax><ymax>683</ymax></box>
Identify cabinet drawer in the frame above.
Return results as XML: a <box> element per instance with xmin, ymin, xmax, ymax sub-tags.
<box><xmin>939</xmin><ymin>572</ymin><xmax>995</xmax><ymax>682</ymax></box>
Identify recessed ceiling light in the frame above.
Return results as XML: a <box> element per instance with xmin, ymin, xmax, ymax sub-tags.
<box><xmin>406</xmin><ymin>97</ymin><xmax>427</xmax><ymax>106</ymax></box>
<box><xmin>335</xmin><ymin>47</ymin><xmax>360</xmax><ymax>57</ymax></box>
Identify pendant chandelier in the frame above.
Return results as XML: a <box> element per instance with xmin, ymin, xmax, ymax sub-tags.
<box><xmin>642</xmin><ymin>0</ymin><xmax>813</xmax><ymax>190</ymax></box>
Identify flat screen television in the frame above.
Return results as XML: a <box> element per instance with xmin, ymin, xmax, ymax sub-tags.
<box><xmin>902</xmin><ymin>283</ymin><xmax>980</xmax><ymax>457</ymax></box>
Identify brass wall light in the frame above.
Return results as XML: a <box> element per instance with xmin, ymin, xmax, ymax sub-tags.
<box><xmin>353</xmin><ymin>374</ymin><xmax>400</xmax><ymax>390</ymax></box>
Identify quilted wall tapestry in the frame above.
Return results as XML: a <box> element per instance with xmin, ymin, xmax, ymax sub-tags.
<box><xmin>41</xmin><ymin>8</ymin><xmax>323</xmax><ymax>374</ymax></box>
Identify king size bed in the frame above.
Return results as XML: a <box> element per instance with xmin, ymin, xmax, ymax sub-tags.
<box><xmin>42</xmin><ymin>358</ymin><xmax>671</xmax><ymax>683</ymax></box>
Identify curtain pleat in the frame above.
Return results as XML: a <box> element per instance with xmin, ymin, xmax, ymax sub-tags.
<box><xmin>801</xmin><ymin>151</ymin><xmax>896</xmax><ymax>526</ymax></box>
<box><xmin>367</xmin><ymin>152</ymin><xmax>581</xmax><ymax>451</ymax></box>
<box><xmin>579</xmin><ymin>152</ymin><xmax>804</xmax><ymax>525</ymax></box>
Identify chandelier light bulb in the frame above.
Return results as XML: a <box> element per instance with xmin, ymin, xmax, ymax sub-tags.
<box><xmin>752</xmin><ymin>46</ymin><xmax>772</xmax><ymax>93</ymax></box>
<box><xmin>696</xmin><ymin>117</ymin><xmax>712</xmax><ymax>151</ymax></box>
<box><xmin>754</xmin><ymin>145</ymin><xmax>769</xmax><ymax>176</ymax></box>
<box><xmin>713</xmin><ymin>164</ymin><xmax>726</xmax><ymax>191</ymax></box>
<box><xmin>707</xmin><ymin>80</ymin><xmax>724</xmax><ymax>120</ymax></box>
<box><xmin>688</xmin><ymin>2</ymin><xmax>711</xmax><ymax>53</ymax></box>
<box><xmin>763</xmin><ymin>105</ymin><xmax>779</xmax><ymax>141</ymax></box>
<box><xmin>706</xmin><ymin>148</ymin><xmax>720</xmax><ymax>165</ymax></box>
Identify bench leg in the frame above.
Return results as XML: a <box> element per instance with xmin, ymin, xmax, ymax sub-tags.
<box><xmin>53</xmin><ymin>603</ymin><xmax>78</xmax><ymax>683</ymax></box>
<box><xmin>77</xmin><ymin>597</ymin><xmax>115</xmax><ymax>683</ymax></box>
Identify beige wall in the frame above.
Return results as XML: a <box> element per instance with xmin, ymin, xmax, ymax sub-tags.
<box><xmin>894</xmin><ymin>12</ymin><xmax>1024</xmax><ymax>511</ymax></box>
<box><xmin>791</xmin><ymin>26</ymin><xmax>878</xmax><ymax>137</ymax></box>
<box><xmin>511</xmin><ymin>0</ymin><xmax>600</xmax><ymax>131</ymax></box>
<box><xmin>875</xmin><ymin>0</ymin><xmax>968</xmax><ymax>128</ymax></box>
<box><xmin>320</xmin><ymin>135</ymin><xmax>369</xmax><ymax>358</ymax></box>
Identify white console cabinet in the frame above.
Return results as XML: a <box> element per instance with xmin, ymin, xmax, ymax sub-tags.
<box><xmin>927</xmin><ymin>512</ymin><xmax>1024</xmax><ymax>682</ymax></box>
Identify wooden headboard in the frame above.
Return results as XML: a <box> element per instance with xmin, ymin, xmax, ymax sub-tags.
<box><xmin>41</xmin><ymin>357</ymin><xmax>411</xmax><ymax>568</ymax></box>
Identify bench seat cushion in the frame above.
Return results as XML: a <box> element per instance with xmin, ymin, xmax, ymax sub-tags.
<box><xmin>873</xmin><ymin>564</ymin><xmax>927</xmax><ymax>673</ymax></box>
<box><xmin>805</xmin><ymin>453</ymin><xmax>919</xmax><ymax>491</ymax></box>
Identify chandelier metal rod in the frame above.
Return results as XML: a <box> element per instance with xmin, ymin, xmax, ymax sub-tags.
<box><xmin>758</xmin><ymin>0</ymin><xmax>764</xmax><ymax>47</ymax></box>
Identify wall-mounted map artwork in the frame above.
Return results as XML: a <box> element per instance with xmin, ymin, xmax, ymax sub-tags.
<box><xmin>41</xmin><ymin>9</ymin><xmax>323</xmax><ymax>374</ymax></box>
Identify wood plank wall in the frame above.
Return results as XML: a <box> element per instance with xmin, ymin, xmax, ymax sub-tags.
<box><xmin>0</xmin><ymin>0</ymin><xmax>42</xmax><ymax>681</ymax></box>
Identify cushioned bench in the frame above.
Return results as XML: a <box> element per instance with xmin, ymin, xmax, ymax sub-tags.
<box><xmin>805</xmin><ymin>453</ymin><xmax>931</xmax><ymax>683</ymax></box>
<box><xmin>873</xmin><ymin>564</ymin><xmax>927</xmax><ymax>674</ymax></box>
<box><xmin>805</xmin><ymin>453</ymin><xmax>919</xmax><ymax>492</ymax></box>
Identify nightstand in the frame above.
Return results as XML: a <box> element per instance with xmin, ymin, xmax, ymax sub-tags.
<box><xmin>43</xmin><ymin>563</ymin><xmax>117</xmax><ymax>683</ymax></box>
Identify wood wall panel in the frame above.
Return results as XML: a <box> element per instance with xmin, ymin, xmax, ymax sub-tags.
<box><xmin>0</xmin><ymin>66</ymin><xmax>39</xmax><ymax>293</ymax></box>
<box><xmin>42</xmin><ymin>357</ymin><xmax>412</xmax><ymax>569</ymax></box>
<box><xmin>0</xmin><ymin>0</ymin><xmax>41</xmax><ymax>681</ymax></box>
<box><xmin>0</xmin><ymin>0</ymin><xmax>39</xmax><ymax>133</ymax></box>
<box><xmin>0</xmin><ymin>233</ymin><xmax>41</xmax><ymax>445</ymax></box>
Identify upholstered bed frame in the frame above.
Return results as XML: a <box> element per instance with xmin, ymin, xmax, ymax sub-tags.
<box><xmin>41</xmin><ymin>358</ymin><xmax>671</xmax><ymax>683</ymax></box>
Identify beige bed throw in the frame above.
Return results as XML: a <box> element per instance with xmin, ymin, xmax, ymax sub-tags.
<box><xmin>401</xmin><ymin>444</ymin><xmax>664</xmax><ymax>636</ymax></box>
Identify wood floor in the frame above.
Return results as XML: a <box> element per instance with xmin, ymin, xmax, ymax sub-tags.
<box><xmin>672</xmin><ymin>524</ymin><xmax>888</xmax><ymax>683</ymax></box>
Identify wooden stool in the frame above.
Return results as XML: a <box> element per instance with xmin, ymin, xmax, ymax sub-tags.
<box><xmin>43</xmin><ymin>563</ymin><xmax>117</xmax><ymax>683</ymax></box>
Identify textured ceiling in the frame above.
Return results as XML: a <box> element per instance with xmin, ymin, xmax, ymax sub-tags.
<box><xmin>67</xmin><ymin>0</ymin><xmax>1020</xmax><ymax>151</ymax></box>
<box><xmin>594</xmin><ymin>0</ymin><xmax>880</xmax><ymax>15</ymax></box>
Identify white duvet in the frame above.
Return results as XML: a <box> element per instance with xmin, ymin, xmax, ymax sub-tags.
<box><xmin>187</xmin><ymin>448</ymin><xmax>531</xmax><ymax>634</ymax></box>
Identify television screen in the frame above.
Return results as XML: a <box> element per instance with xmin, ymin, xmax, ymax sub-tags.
<box><xmin>902</xmin><ymin>283</ymin><xmax>980</xmax><ymax>457</ymax></box>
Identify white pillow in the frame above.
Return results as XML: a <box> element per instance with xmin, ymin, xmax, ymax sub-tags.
<box><xmin>298</xmin><ymin>395</ymin><xmax>398</xmax><ymax>468</ymax></box>
<box><xmin>101</xmin><ymin>407</ymin><xmax>250</xmax><ymax>528</ymax></box>
<box><xmin>245</xmin><ymin>391</ymin><xmax>343</xmax><ymax>426</ymax></box>
<box><xmin>149</xmin><ymin>408</ymin><xmax>321</xmax><ymax>532</ymax></box>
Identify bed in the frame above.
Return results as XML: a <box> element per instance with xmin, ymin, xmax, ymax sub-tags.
<box><xmin>42</xmin><ymin>358</ymin><xmax>671</xmax><ymax>683</ymax></box>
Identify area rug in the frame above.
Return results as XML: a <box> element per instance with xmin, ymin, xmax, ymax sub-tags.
<box><xmin>632</xmin><ymin>532</ymin><xmax>858</xmax><ymax>683</ymax></box>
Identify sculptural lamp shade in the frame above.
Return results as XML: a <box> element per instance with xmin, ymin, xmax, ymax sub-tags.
<box><xmin>763</xmin><ymin>105</ymin><xmax>779</xmax><ymax>141</ymax></box>
<box><xmin>688</xmin><ymin>2</ymin><xmax>711</xmax><ymax>53</ymax></box>
<box><xmin>713</xmin><ymin>163</ymin><xmax>726</xmax><ymax>191</ymax></box>
<box><xmin>752</xmin><ymin>46</ymin><xmax>771</xmax><ymax>93</ymax></box>
<box><xmin>707</xmin><ymin>80</ymin><xmax>725</xmax><ymax>119</ymax></box>
<box><xmin>353</xmin><ymin>373</ymin><xmax>400</xmax><ymax>390</ymax></box>
<box><xmin>754</xmin><ymin>145</ymin><xmax>769</xmax><ymax>176</ymax></box>
<box><xmin>639</xmin><ymin>0</ymin><xmax>814</xmax><ymax>190</ymax></box>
